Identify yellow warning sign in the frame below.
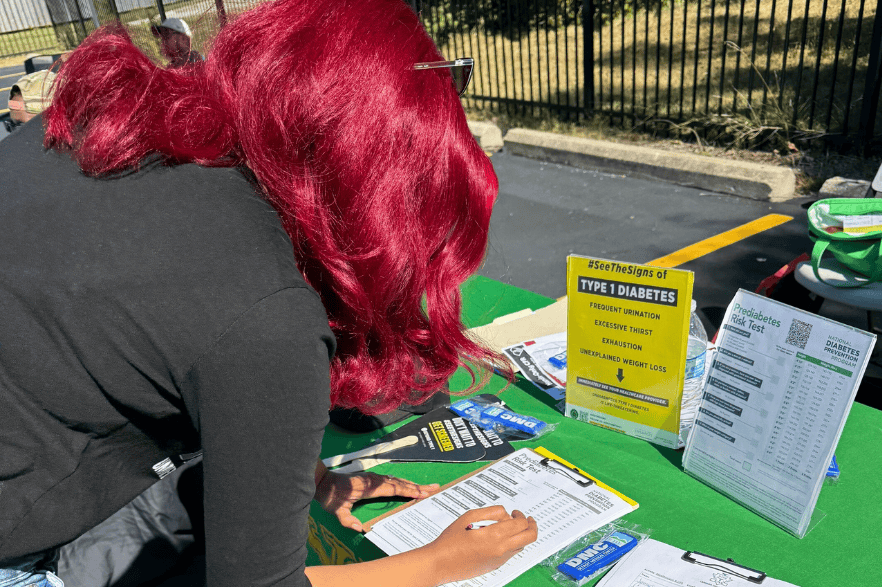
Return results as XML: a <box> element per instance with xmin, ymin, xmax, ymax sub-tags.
<box><xmin>565</xmin><ymin>256</ymin><xmax>693</xmax><ymax>449</ymax></box>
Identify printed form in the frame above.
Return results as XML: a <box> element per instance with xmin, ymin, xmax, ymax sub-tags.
<box><xmin>682</xmin><ymin>290</ymin><xmax>875</xmax><ymax>537</ymax></box>
<box><xmin>365</xmin><ymin>447</ymin><xmax>638</xmax><ymax>587</ymax></box>
<box><xmin>596</xmin><ymin>539</ymin><xmax>800</xmax><ymax>587</ymax></box>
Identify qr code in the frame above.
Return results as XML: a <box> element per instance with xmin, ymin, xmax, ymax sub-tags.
<box><xmin>785</xmin><ymin>319</ymin><xmax>812</xmax><ymax>349</ymax></box>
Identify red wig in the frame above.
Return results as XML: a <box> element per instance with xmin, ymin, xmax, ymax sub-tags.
<box><xmin>43</xmin><ymin>0</ymin><xmax>504</xmax><ymax>414</ymax></box>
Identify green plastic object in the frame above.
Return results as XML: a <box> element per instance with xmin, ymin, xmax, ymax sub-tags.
<box><xmin>808</xmin><ymin>198</ymin><xmax>882</xmax><ymax>288</ymax></box>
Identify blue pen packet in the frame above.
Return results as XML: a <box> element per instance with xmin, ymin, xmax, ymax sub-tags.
<box><xmin>556</xmin><ymin>531</ymin><xmax>638</xmax><ymax>584</ymax></box>
<box><xmin>547</xmin><ymin>350</ymin><xmax>567</xmax><ymax>370</ymax></box>
<box><xmin>544</xmin><ymin>522</ymin><xmax>651</xmax><ymax>586</ymax></box>
<box><xmin>449</xmin><ymin>398</ymin><xmax>548</xmax><ymax>438</ymax></box>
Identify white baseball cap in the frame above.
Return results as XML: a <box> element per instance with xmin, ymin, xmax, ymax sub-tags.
<box><xmin>152</xmin><ymin>18</ymin><xmax>192</xmax><ymax>38</ymax></box>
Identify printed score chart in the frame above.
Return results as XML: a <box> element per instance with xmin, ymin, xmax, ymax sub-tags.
<box><xmin>682</xmin><ymin>290</ymin><xmax>876</xmax><ymax>537</ymax></box>
<box><xmin>766</xmin><ymin>349</ymin><xmax>846</xmax><ymax>482</ymax></box>
<box><xmin>364</xmin><ymin>447</ymin><xmax>638</xmax><ymax>587</ymax></box>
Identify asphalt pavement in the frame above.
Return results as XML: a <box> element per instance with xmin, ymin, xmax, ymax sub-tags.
<box><xmin>480</xmin><ymin>149</ymin><xmax>881</xmax><ymax>406</ymax></box>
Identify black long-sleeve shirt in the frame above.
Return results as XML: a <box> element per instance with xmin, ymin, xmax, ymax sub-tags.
<box><xmin>0</xmin><ymin>118</ymin><xmax>335</xmax><ymax>586</ymax></box>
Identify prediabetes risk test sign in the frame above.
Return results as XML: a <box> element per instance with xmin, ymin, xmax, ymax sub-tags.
<box><xmin>565</xmin><ymin>256</ymin><xmax>693</xmax><ymax>448</ymax></box>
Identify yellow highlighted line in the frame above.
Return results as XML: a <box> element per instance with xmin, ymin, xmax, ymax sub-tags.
<box><xmin>647</xmin><ymin>214</ymin><xmax>793</xmax><ymax>268</ymax></box>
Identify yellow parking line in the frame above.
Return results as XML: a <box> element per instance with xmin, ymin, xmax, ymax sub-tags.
<box><xmin>647</xmin><ymin>214</ymin><xmax>793</xmax><ymax>268</ymax></box>
<box><xmin>0</xmin><ymin>72</ymin><xmax>25</xmax><ymax>80</ymax></box>
<box><xmin>0</xmin><ymin>108</ymin><xmax>8</xmax><ymax>115</ymax></box>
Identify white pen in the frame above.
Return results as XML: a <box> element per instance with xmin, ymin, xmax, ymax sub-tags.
<box><xmin>465</xmin><ymin>520</ymin><xmax>498</xmax><ymax>530</ymax></box>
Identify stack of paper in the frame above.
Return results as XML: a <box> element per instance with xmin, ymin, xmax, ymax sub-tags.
<box><xmin>365</xmin><ymin>447</ymin><xmax>638</xmax><ymax>587</ymax></box>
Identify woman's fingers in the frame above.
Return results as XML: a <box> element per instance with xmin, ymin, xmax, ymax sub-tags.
<box><xmin>326</xmin><ymin>473</ymin><xmax>442</xmax><ymax>532</ymax></box>
<box><xmin>362</xmin><ymin>473</ymin><xmax>440</xmax><ymax>499</ymax></box>
<box><xmin>510</xmin><ymin>515</ymin><xmax>538</xmax><ymax>547</ymax></box>
<box><xmin>482</xmin><ymin>512</ymin><xmax>537</xmax><ymax>551</ymax></box>
<box><xmin>424</xmin><ymin>507</ymin><xmax>541</xmax><ymax>584</ymax></box>
<box><xmin>335</xmin><ymin>508</ymin><xmax>363</xmax><ymax>532</ymax></box>
<box><xmin>509</xmin><ymin>509</ymin><xmax>538</xmax><ymax>542</ymax></box>
<box><xmin>352</xmin><ymin>473</ymin><xmax>440</xmax><ymax>499</ymax></box>
<box><xmin>459</xmin><ymin>505</ymin><xmax>511</xmax><ymax>525</ymax></box>
<box><xmin>386</xmin><ymin>477</ymin><xmax>439</xmax><ymax>498</ymax></box>
<box><xmin>484</xmin><ymin>513</ymin><xmax>530</xmax><ymax>535</ymax></box>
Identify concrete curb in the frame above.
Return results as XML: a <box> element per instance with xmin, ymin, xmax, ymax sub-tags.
<box><xmin>502</xmin><ymin>127</ymin><xmax>798</xmax><ymax>202</ymax></box>
<box><xmin>818</xmin><ymin>176</ymin><xmax>874</xmax><ymax>198</ymax></box>
<box><xmin>468</xmin><ymin>120</ymin><xmax>504</xmax><ymax>152</ymax></box>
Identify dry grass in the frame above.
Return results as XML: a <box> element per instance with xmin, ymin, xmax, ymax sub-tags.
<box><xmin>0</xmin><ymin>26</ymin><xmax>63</xmax><ymax>67</ymax></box>
<box><xmin>468</xmin><ymin>107</ymin><xmax>880</xmax><ymax>196</ymax></box>
<box><xmin>435</xmin><ymin>0</ymin><xmax>879</xmax><ymax>148</ymax></box>
<box><xmin>1</xmin><ymin>53</ymin><xmax>39</xmax><ymax>68</ymax></box>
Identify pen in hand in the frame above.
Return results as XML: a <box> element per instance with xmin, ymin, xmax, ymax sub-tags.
<box><xmin>465</xmin><ymin>520</ymin><xmax>498</xmax><ymax>530</ymax></box>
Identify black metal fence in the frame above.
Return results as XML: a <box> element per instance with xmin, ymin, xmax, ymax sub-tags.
<box><xmin>0</xmin><ymin>0</ymin><xmax>259</xmax><ymax>62</ymax></box>
<box><xmin>0</xmin><ymin>0</ymin><xmax>59</xmax><ymax>56</ymax></box>
<box><xmin>4</xmin><ymin>0</ymin><xmax>880</xmax><ymax>149</ymax></box>
<box><xmin>419</xmin><ymin>0</ymin><xmax>882</xmax><ymax>150</ymax></box>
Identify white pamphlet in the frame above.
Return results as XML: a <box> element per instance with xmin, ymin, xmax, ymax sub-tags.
<box><xmin>596</xmin><ymin>538</ymin><xmax>800</xmax><ymax>587</ymax></box>
<box><xmin>502</xmin><ymin>332</ymin><xmax>567</xmax><ymax>401</ymax></box>
<box><xmin>682</xmin><ymin>290</ymin><xmax>876</xmax><ymax>537</ymax></box>
<box><xmin>365</xmin><ymin>447</ymin><xmax>638</xmax><ymax>587</ymax></box>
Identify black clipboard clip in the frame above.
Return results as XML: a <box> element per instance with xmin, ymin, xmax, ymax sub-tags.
<box><xmin>539</xmin><ymin>457</ymin><xmax>595</xmax><ymax>487</ymax></box>
<box><xmin>682</xmin><ymin>551</ymin><xmax>767</xmax><ymax>584</ymax></box>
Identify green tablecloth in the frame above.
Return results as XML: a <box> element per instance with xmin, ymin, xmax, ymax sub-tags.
<box><xmin>306</xmin><ymin>276</ymin><xmax>882</xmax><ymax>586</ymax></box>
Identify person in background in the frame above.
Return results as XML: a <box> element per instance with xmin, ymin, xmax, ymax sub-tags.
<box><xmin>4</xmin><ymin>70</ymin><xmax>56</xmax><ymax>134</ymax></box>
<box><xmin>0</xmin><ymin>1</ymin><xmax>536</xmax><ymax>587</ymax></box>
<box><xmin>151</xmin><ymin>17</ymin><xmax>202</xmax><ymax>68</ymax></box>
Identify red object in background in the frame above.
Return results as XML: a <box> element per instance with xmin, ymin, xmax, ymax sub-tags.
<box><xmin>754</xmin><ymin>253</ymin><xmax>811</xmax><ymax>297</ymax></box>
<box><xmin>710</xmin><ymin>253</ymin><xmax>812</xmax><ymax>344</ymax></box>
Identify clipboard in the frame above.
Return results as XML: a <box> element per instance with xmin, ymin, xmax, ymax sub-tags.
<box><xmin>680</xmin><ymin>551</ymin><xmax>766</xmax><ymax>584</ymax></box>
<box><xmin>595</xmin><ymin>538</ymin><xmax>800</xmax><ymax>587</ymax></box>
<box><xmin>363</xmin><ymin>447</ymin><xmax>636</xmax><ymax>533</ymax></box>
<box><xmin>362</xmin><ymin>447</ymin><xmax>638</xmax><ymax>587</ymax></box>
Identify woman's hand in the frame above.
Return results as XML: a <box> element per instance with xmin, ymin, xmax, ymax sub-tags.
<box><xmin>305</xmin><ymin>503</ymin><xmax>538</xmax><ymax>587</ymax></box>
<box><xmin>424</xmin><ymin>506</ymin><xmax>538</xmax><ymax>584</ymax></box>
<box><xmin>314</xmin><ymin>463</ymin><xmax>440</xmax><ymax>532</ymax></box>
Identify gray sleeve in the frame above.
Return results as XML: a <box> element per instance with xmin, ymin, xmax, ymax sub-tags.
<box><xmin>183</xmin><ymin>287</ymin><xmax>334</xmax><ymax>587</ymax></box>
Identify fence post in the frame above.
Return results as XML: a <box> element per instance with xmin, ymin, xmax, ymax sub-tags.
<box><xmin>583</xmin><ymin>0</ymin><xmax>595</xmax><ymax>114</ymax></box>
<box><xmin>91</xmin><ymin>0</ymin><xmax>121</xmax><ymax>22</ymax></box>
<box><xmin>70</xmin><ymin>0</ymin><xmax>93</xmax><ymax>37</ymax></box>
<box><xmin>81</xmin><ymin>0</ymin><xmax>101</xmax><ymax>28</ymax></box>
<box><xmin>216</xmin><ymin>0</ymin><xmax>227</xmax><ymax>27</ymax></box>
<box><xmin>859</xmin><ymin>0</ymin><xmax>882</xmax><ymax>153</ymax></box>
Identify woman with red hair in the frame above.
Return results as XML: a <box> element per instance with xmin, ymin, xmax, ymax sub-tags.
<box><xmin>0</xmin><ymin>0</ymin><xmax>536</xmax><ymax>585</ymax></box>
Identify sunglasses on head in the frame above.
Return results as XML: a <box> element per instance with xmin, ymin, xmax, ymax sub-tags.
<box><xmin>414</xmin><ymin>57</ymin><xmax>474</xmax><ymax>97</ymax></box>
